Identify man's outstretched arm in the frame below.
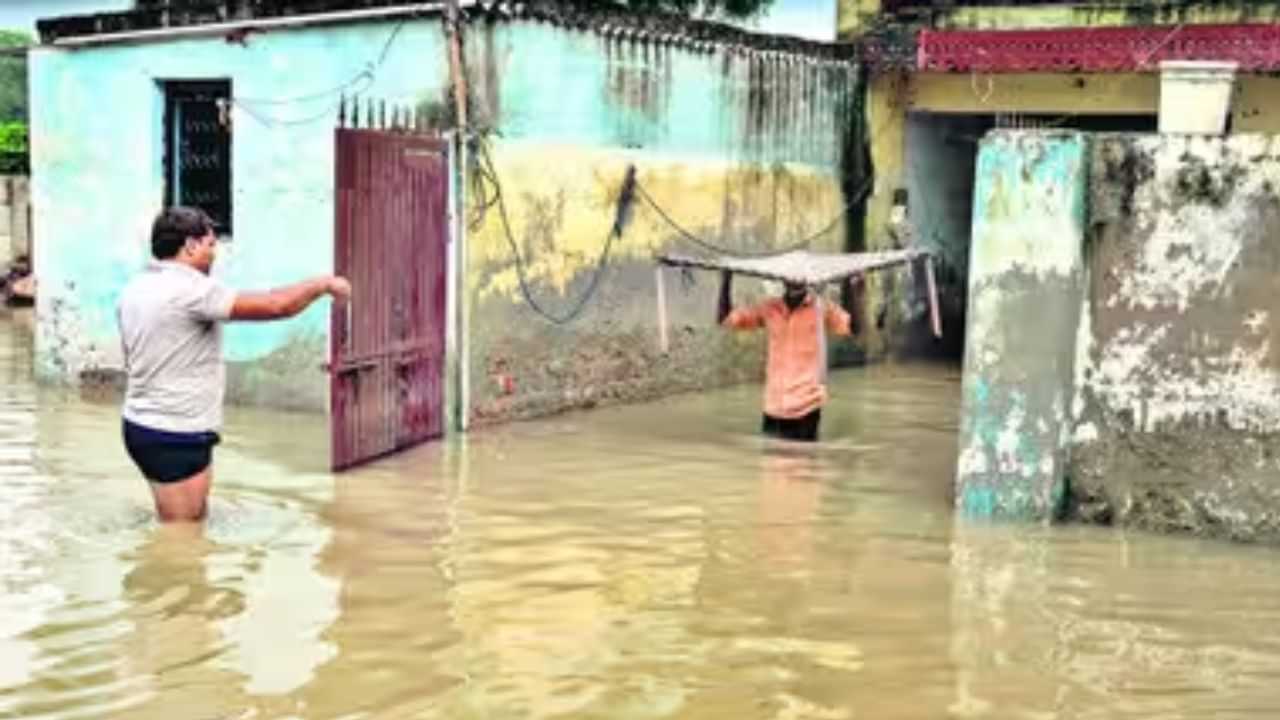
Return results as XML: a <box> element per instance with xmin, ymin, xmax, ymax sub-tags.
<box><xmin>230</xmin><ymin>276</ymin><xmax>351</xmax><ymax>321</ymax></box>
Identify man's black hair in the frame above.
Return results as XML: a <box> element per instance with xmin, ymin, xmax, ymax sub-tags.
<box><xmin>151</xmin><ymin>206</ymin><xmax>213</xmax><ymax>260</ymax></box>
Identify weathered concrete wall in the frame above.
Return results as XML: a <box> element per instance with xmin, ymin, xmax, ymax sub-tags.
<box><xmin>30</xmin><ymin>4</ymin><xmax>857</xmax><ymax>422</ymax></box>
<box><xmin>956</xmin><ymin>131</ymin><xmax>1088</xmax><ymax>521</ymax></box>
<box><xmin>840</xmin><ymin>0</ymin><xmax>1280</xmax><ymax>359</ymax></box>
<box><xmin>1070</xmin><ymin>134</ymin><xmax>1280</xmax><ymax>542</ymax></box>
<box><xmin>855</xmin><ymin>69</ymin><xmax>909</xmax><ymax>359</ymax></box>
<box><xmin>898</xmin><ymin>112</ymin><xmax>980</xmax><ymax>359</ymax></box>
<box><xmin>29</xmin><ymin>18</ymin><xmax>453</xmax><ymax>411</ymax></box>
<box><xmin>0</xmin><ymin>175</ymin><xmax>30</xmax><ymax>267</ymax></box>
<box><xmin>463</xmin><ymin>21</ymin><xmax>859</xmax><ymax>425</ymax></box>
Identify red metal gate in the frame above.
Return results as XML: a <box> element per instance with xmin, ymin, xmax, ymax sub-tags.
<box><xmin>331</xmin><ymin>126</ymin><xmax>448</xmax><ymax>471</ymax></box>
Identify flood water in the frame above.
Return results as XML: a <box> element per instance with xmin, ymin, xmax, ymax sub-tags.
<box><xmin>3</xmin><ymin>312</ymin><xmax>1280</xmax><ymax>719</ymax></box>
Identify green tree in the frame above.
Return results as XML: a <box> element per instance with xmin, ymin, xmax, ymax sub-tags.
<box><xmin>571</xmin><ymin>0</ymin><xmax>775</xmax><ymax>19</ymax></box>
<box><xmin>0</xmin><ymin>30</ymin><xmax>31</xmax><ymax>123</ymax></box>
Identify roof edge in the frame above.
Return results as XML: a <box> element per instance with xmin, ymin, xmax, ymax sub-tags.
<box><xmin>37</xmin><ymin>0</ymin><xmax>862</xmax><ymax>60</ymax></box>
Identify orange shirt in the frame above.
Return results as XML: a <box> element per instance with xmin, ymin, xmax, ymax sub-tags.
<box><xmin>723</xmin><ymin>294</ymin><xmax>852</xmax><ymax>419</ymax></box>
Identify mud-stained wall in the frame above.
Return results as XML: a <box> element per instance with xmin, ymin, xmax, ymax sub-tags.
<box><xmin>0</xmin><ymin>176</ymin><xmax>31</xmax><ymax>268</ymax></box>
<box><xmin>29</xmin><ymin>18</ymin><xmax>452</xmax><ymax>411</ymax></box>
<box><xmin>464</xmin><ymin>21</ymin><xmax>859</xmax><ymax>425</ymax></box>
<box><xmin>956</xmin><ymin>131</ymin><xmax>1087</xmax><ymax>520</ymax></box>
<box><xmin>1070</xmin><ymin>134</ymin><xmax>1280</xmax><ymax>542</ymax></box>
<box><xmin>900</xmin><ymin>113</ymin><xmax>982</xmax><ymax>359</ymax></box>
<box><xmin>29</xmin><ymin>8</ymin><xmax>857</xmax><ymax>422</ymax></box>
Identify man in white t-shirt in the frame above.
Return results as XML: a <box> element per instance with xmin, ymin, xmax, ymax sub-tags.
<box><xmin>117</xmin><ymin>206</ymin><xmax>350</xmax><ymax>523</ymax></box>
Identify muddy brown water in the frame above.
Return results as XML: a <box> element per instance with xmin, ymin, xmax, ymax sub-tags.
<box><xmin>2</xmin><ymin>313</ymin><xmax>1280</xmax><ymax>719</ymax></box>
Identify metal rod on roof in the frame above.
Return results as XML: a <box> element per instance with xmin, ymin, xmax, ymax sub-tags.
<box><xmin>445</xmin><ymin>0</ymin><xmax>469</xmax><ymax>133</ymax></box>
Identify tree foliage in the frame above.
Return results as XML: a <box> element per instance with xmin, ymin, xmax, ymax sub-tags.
<box><xmin>565</xmin><ymin>0</ymin><xmax>774</xmax><ymax>20</ymax></box>
<box><xmin>0</xmin><ymin>30</ymin><xmax>29</xmax><ymax>124</ymax></box>
<box><xmin>132</xmin><ymin>0</ymin><xmax>774</xmax><ymax>21</ymax></box>
<box><xmin>0</xmin><ymin>31</ymin><xmax>30</xmax><ymax>173</ymax></box>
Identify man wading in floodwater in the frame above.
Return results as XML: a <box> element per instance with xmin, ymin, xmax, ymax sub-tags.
<box><xmin>117</xmin><ymin>207</ymin><xmax>351</xmax><ymax>522</ymax></box>
<box><xmin>718</xmin><ymin>270</ymin><xmax>863</xmax><ymax>442</ymax></box>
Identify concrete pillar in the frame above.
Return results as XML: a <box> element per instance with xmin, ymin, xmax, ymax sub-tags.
<box><xmin>955</xmin><ymin>131</ymin><xmax>1089</xmax><ymax>521</ymax></box>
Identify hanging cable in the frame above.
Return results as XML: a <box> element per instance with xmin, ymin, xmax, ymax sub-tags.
<box><xmin>472</xmin><ymin>134</ymin><xmax>637</xmax><ymax>325</ymax></box>
<box><xmin>464</xmin><ymin>58</ymin><xmax>883</xmax><ymax>319</ymax></box>
<box><xmin>633</xmin><ymin>172</ymin><xmax>874</xmax><ymax>259</ymax></box>
<box><xmin>628</xmin><ymin>88</ymin><xmax>892</xmax><ymax>260</ymax></box>
<box><xmin>233</xmin><ymin>13</ymin><xmax>412</xmax><ymax>126</ymax></box>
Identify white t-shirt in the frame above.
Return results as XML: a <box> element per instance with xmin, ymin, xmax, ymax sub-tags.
<box><xmin>116</xmin><ymin>260</ymin><xmax>238</xmax><ymax>432</ymax></box>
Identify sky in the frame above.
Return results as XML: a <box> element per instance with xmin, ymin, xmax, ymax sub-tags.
<box><xmin>0</xmin><ymin>0</ymin><xmax>130</xmax><ymax>35</ymax></box>
<box><xmin>736</xmin><ymin>0</ymin><xmax>836</xmax><ymax>42</ymax></box>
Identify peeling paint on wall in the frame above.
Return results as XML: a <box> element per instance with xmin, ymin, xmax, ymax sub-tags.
<box><xmin>956</xmin><ymin>131</ymin><xmax>1088</xmax><ymax>521</ymax></box>
<box><xmin>1071</xmin><ymin>133</ymin><xmax>1280</xmax><ymax>542</ymax></box>
<box><xmin>32</xmin><ymin>13</ymin><xmax>859</xmax><ymax>423</ymax></box>
<box><xmin>464</xmin><ymin>24</ymin><xmax>858</xmax><ymax>425</ymax></box>
<box><xmin>30</xmin><ymin>19</ymin><xmax>450</xmax><ymax>410</ymax></box>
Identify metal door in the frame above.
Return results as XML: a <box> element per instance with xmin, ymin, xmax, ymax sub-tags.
<box><xmin>331</xmin><ymin>127</ymin><xmax>448</xmax><ymax>471</ymax></box>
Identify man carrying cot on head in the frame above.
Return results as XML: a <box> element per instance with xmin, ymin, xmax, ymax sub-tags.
<box><xmin>717</xmin><ymin>269</ymin><xmax>865</xmax><ymax>442</ymax></box>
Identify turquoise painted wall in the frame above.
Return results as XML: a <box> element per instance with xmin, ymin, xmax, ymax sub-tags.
<box><xmin>467</xmin><ymin>21</ymin><xmax>851</xmax><ymax>166</ymax></box>
<box><xmin>29</xmin><ymin>7</ymin><xmax>856</xmax><ymax>418</ymax></box>
<box><xmin>956</xmin><ymin>131</ymin><xmax>1088</xmax><ymax>521</ymax></box>
<box><xmin>29</xmin><ymin>18</ymin><xmax>449</xmax><ymax>400</ymax></box>
<box><xmin>461</xmin><ymin>20</ymin><xmax>857</xmax><ymax>425</ymax></box>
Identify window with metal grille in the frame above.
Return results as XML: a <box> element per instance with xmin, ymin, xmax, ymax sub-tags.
<box><xmin>162</xmin><ymin>80</ymin><xmax>232</xmax><ymax>235</ymax></box>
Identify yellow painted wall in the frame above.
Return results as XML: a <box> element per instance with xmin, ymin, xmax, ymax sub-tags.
<box><xmin>1233</xmin><ymin>77</ymin><xmax>1280</xmax><ymax>133</ymax></box>
<box><xmin>910</xmin><ymin>72</ymin><xmax>1157</xmax><ymax>115</ymax></box>
<box><xmin>858</xmin><ymin>66</ymin><xmax>1280</xmax><ymax>359</ymax></box>
<box><xmin>467</xmin><ymin>143</ymin><xmax>846</xmax><ymax>304</ymax></box>
<box><xmin>861</xmin><ymin>70</ymin><xmax>910</xmax><ymax>358</ymax></box>
<box><xmin>465</xmin><ymin>141</ymin><xmax>849</xmax><ymax>424</ymax></box>
<box><xmin>841</xmin><ymin>0</ymin><xmax>1280</xmax><ymax>361</ymax></box>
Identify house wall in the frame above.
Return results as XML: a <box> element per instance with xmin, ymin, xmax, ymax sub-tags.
<box><xmin>839</xmin><ymin>1</ymin><xmax>1280</xmax><ymax>361</ymax></box>
<box><xmin>900</xmin><ymin>112</ymin><xmax>982</xmax><ymax>359</ymax></box>
<box><xmin>29</xmin><ymin>18</ymin><xmax>452</xmax><ymax>411</ymax></box>
<box><xmin>0</xmin><ymin>175</ymin><xmax>30</xmax><ymax>267</ymax></box>
<box><xmin>959</xmin><ymin>129</ymin><xmax>1280</xmax><ymax>542</ymax></box>
<box><xmin>462</xmin><ymin>20</ymin><xmax>858</xmax><ymax>425</ymax></box>
<box><xmin>29</xmin><ymin>7</ymin><xmax>859</xmax><ymax>425</ymax></box>
<box><xmin>1072</xmin><ymin>133</ymin><xmax>1280</xmax><ymax>542</ymax></box>
<box><xmin>955</xmin><ymin>131</ymin><xmax>1087</xmax><ymax>520</ymax></box>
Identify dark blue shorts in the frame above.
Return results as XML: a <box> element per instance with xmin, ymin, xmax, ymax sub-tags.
<box><xmin>762</xmin><ymin>410</ymin><xmax>821</xmax><ymax>442</ymax></box>
<box><xmin>122</xmin><ymin>419</ymin><xmax>221</xmax><ymax>484</ymax></box>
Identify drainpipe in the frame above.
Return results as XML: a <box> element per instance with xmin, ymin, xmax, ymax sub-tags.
<box><xmin>444</xmin><ymin>0</ymin><xmax>471</xmax><ymax>433</ymax></box>
<box><xmin>445</xmin><ymin>128</ymin><xmax>467</xmax><ymax>435</ymax></box>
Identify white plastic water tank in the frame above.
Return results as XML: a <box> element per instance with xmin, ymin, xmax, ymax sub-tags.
<box><xmin>1158</xmin><ymin>60</ymin><xmax>1238</xmax><ymax>135</ymax></box>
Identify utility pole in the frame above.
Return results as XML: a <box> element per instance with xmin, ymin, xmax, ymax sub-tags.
<box><xmin>443</xmin><ymin>0</ymin><xmax>470</xmax><ymax>433</ymax></box>
<box><xmin>444</xmin><ymin>0</ymin><xmax>468</xmax><ymax>133</ymax></box>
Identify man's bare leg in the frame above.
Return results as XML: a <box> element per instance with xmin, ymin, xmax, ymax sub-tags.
<box><xmin>149</xmin><ymin>466</ymin><xmax>212</xmax><ymax>523</ymax></box>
